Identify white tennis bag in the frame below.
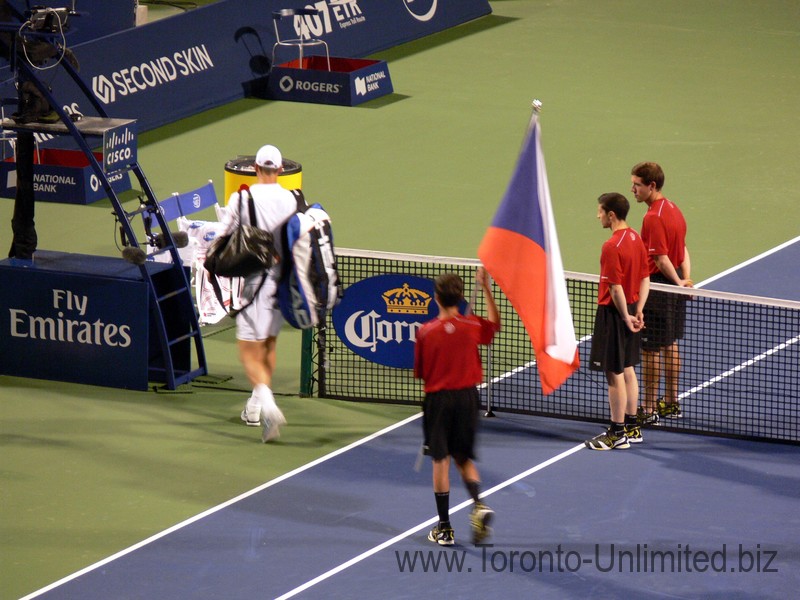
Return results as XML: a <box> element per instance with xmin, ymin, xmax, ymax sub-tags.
<box><xmin>278</xmin><ymin>202</ymin><xmax>342</xmax><ymax>329</ymax></box>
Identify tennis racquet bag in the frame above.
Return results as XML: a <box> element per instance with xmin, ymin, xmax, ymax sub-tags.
<box><xmin>278</xmin><ymin>200</ymin><xmax>342</xmax><ymax>329</ymax></box>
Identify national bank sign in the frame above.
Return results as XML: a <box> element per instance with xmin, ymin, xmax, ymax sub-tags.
<box><xmin>333</xmin><ymin>274</ymin><xmax>436</xmax><ymax>369</ymax></box>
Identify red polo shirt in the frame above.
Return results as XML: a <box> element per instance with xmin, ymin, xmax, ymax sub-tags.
<box><xmin>641</xmin><ymin>198</ymin><xmax>687</xmax><ymax>276</ymax></box>
<box><xmin>598</xmin><ymin>228</ymin><xmax>649</xmax><ymax>306</ymax></box>
<box><xmin>414</xmin><ymin>314</ymin><xmax>500</xmax><ymax>393</ymax></box>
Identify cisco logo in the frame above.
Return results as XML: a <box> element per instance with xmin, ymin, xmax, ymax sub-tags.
<box><xmin>402</xmin><ymin>0</ymin><xmax>437</xmax><ymax>22</ymax></box>
<box><xmin>279</xmin><ymin>75</ymin><xmax>342</xmax><ymax>94</ymax></box>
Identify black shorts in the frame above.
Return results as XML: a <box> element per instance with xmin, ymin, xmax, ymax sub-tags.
<box><xmin>642</xmin><ymin>273</ymin><xmax>686</xmax><ymax>350</ymax></box>
<box><xmin>422</xmin><ymin>387</ymin><xmax>479</xmax><ymax>463</ymax></box>
<box><xmin>589</xmin><ymin>304</ymin><xmax>641</xmax><ymax>375</ymax></box>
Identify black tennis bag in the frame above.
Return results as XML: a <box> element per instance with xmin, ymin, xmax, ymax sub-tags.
<box><xmin>204</xmin><ymin>185</ymin><xmax>276</xmax><ymax>278</ymax></box>
<box><xmin>277</xmin><ymin>192</ymin><xmax>342</xmax><ymax>329</ymax></box>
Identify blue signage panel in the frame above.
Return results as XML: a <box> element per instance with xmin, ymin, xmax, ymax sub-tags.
<box><xmin>349</xmin><ymin>59</ymin><xmax>393</xmax><ymax>104</ymax></box>
<box><xmin>102</xmin><ymin>120</ymin><xmax>137</xmax><ymax>174</ymax></box>
<box><xmin>0</xmin><ymin>254</ymin><xmax>150</xmax><ymax>390</ymax></box>
<box><xmin>0</xmin><ymin>0</ymin><xmax>491</xmax><ymax>133</ymax></box>
<box><xmin>333</xmin><ymin>274</ymin><xmax>438</xmax><ymax>369</ymax></box>
<box><xmin>0</xmin><ymin>150</ymin><xmax>132</xmax><ymax>204</ymax></box>
<box><xmin>268</xmin><ymin>57</ymin><xmax>392</xmax><ymax>106</ymax></box>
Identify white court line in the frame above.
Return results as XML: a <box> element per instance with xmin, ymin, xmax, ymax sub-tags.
<box><xmin>20</xmin><ymin>413</ymin><xmax>424</xmax><ymax>600</ymax></box>
<box><xmin>25</xmin><ymin>239</ymin><xmax>798</xmax><ymax>599</ymax></box>
<box><xmin>679</xmin><ymin>333</ymin><xmax>800</xmax><ymax>401</ymax></box>
<box><xmin>488</xmin><ymin>334</ymin><xmax>592</xmax><ymax>385</ymax></box>
<box><xmin>695</xmin><ymin>235</ymin><xmax>800</xmax><ymax>288</ymax></box>
<box><xmin>275</xmin><ymin>443</ymin><xmax>585</xmax><ymax>600</ymax></box>
<box><xmin>681</xmin><ymin>236</ymin><xmax>800</xmax><ymax>400</ymax></box>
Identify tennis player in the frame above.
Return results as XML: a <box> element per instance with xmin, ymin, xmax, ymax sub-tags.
<box><xmin>221</xmin><ymin>144</ymin><xmax>297</xmax><ymax>443</ymax></box>
<box><xmin>414</xmin><ymin>268</ymin><xmax>500</xmax><ymax>545</ymax></box>
<box><xmin>586</xmin><ymin>193</ymin><xmax>650</xmax><ymax>450</ymax></box>
<box><xmin>631</xmin><ymin>162</ymin><xmax>692</xmax><ymax>422</ymax></box>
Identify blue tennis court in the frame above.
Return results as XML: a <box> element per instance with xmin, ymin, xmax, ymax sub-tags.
<box><xmin>21</xmin><ymin>242</ymin><xmax>800</xmax><ymax>599</ymax></box>
<box><xmin>23</xmin><ymin>416</ymin><xmax>800</xmax><ymax>599</ymax></box>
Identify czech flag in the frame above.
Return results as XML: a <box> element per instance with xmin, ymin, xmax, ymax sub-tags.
<box><xmin>478</xmin><ymin>112</ymin><xmax>579</xmax><ymax>394</ymax></box>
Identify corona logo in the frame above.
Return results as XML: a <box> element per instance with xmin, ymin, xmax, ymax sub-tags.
<box><xmin>382</xmin><ymin>283</ymin><xmax>431</xmax><ymax>315</ymax></box>
<box><xmin>333</xmin><ymin>274</ymin><xmax>437</xmax><ymax>369</ymax></box>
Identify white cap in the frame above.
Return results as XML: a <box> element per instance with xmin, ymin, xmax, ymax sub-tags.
<box><xmin>255</xmin><ymin>144</ymin><xmax>283</xmax><ymax>169</ymax></box>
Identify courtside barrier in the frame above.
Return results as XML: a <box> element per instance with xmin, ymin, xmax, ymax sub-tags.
<box><xmin>0</xmin><ymin>0</ymin><xmax>491</xmax><ymax>135</ymax></box>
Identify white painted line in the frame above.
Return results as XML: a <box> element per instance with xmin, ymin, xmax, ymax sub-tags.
<box><xmin>20</xmin><ymin>412</ymin><xmax>424</xmax><ymax>600</ymax></box>
<box><xmin>275</xmin><ymin>443</ymin><xmax>585</xmax><ymax>600</ymax></box>
<box><xmin>679</xmin><ymin>334</ymin><xmax>800</xmax><ymax>400</ymax></box>
<box><xmin>696</xmin><ymin>235</ymin><xmax>800</xmax><ymax>288</ymax></box>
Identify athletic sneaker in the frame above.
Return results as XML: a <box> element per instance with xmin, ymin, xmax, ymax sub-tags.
<box><xmin>261</xmin><ymin>406</ymin><xmax>287</xmax><ymax>443</ymax></box>
<box><xmin>636</xmin><ymin>407</ymin><xmax>660</xmax><ymax>427</ymax></box>
<box><xmin>625</xmin><ymin>424</ymin><xmax>643</xmax><ymax>444</ymax></box>
<box><xmin>240</xmin><ymin>398</ymin><xmax>260</xmax><ymax>427</ymax></box>
<box><xmin>470</xmin><ymin>502</ymin><xmax>494</xmax><ymax>544</ymax></box>
<box><xmin>657</xmin><ymin>399</ymin><xmax>683</xmax><ymax>419</ymax></box>
<box><xmin>585</xmin><ymin>428</ymin><xmax>630</xmax><ymax>451</ymax></box>
<box><xmin>428</xmin><ymin>524</ymin><xmax>455</xmax><ymax>546</ymax></box>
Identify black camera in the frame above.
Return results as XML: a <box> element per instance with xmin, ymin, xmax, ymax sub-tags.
<box><xmin>29</xmin><ymin>6</ymin><xmax>69</xmax><ymax>32</ymax></box>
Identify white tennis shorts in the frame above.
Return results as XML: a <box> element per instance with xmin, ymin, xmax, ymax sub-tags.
<box><xmin>235</xmin><ymin>276</ymin><xmax>283</xmax><ymax>341</ymax></box>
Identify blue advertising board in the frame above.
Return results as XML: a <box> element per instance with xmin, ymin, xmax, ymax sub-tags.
<box><xmin>268</xmin><ymin>57</ymin><xmax>393</xmax><ymax>106</ymax></box>
<box><xmin>0</xmin><ymin>148</ymin><xmax>132</xmax><ymax>205</ymax></box>
<box><xmin>333</xmin><ymin>274</ymin><xmax>437</xmax><ymax>369</ymax></box>
<box><xmin>102</xmin><ymin>119</ymin><xmax>137</xmax><ymax>173</ymax></box>
<box><xmin>0</xmin><ymin>0</ymin><xmax>491</xmax><ymax>134</ymax></box>
<box><xmin>0</xmin><ymin>251</ymin><xmax>151</xmax><ymax>389</ymax></box>
<box><xmin>2</xmin><ymin>1</ymin><xmax>136</xmax><ymax>47</ymax></box>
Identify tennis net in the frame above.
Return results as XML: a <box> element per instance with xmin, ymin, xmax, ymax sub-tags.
<box><xmin>302</xmin><ymin>247</ymin><xmax>800</xmax><ymax>444</ymax></box>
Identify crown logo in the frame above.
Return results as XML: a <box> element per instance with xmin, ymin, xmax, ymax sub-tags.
<box><xmin>382</xmin><ymin>283</ymin><xmax>432</xmax><ymax>315</ymax></box>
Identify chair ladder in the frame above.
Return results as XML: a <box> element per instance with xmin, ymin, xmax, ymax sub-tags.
<box><xmin>6</xmin><ymin>58</ymin><xmax>208</xmax><ymax>389</ymax></box>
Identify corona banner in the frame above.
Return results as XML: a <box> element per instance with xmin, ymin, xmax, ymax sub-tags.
<box><xmin>333</xmin><ymin>274</ymin><xmax>436</xmax><ymax>369</ymax></box>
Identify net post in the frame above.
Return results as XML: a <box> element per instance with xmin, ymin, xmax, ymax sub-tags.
<box><xmin>316</xmin><ymin>321</ymin><xmax>328</xmax><ymax>397</ymax></box>
<box><xmin>299</xmin><ymin>328</ymin><xmax>314</xmax><ymax>397</ymax></box>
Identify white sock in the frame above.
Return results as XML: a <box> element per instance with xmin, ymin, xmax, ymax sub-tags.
<box><xmin>245</xmin><ymin>393</ymin><xmax>260</xmax><ymax>413</ymax></box>
<box><xmin>254</xmin><ymin>383</ymin><xmax>277</xmax><ymax>412</ymax></box>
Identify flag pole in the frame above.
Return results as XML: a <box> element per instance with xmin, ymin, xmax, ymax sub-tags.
<box><xmin>484</xmin><ymin>272</ymin><xmax>495</xmax><ymax>418</ymax></box>
<box><xmin>530</xmin><ymin>98</ymin><xmax>542</xmax><ymax>128</ymax></box>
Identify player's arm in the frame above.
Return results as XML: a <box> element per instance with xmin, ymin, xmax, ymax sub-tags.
<box><xmin>219</xmin><ymin>192</ymin><xmax>240</xmax><ymax>235</ymax></box>
<box><xmin>610</xmin><ymin>284</ymin><xmax>638</xmax><ymax>332</ymax></box>
<box><xmin>680</xmin><ymin>246</ymin><xmax>693</xmax><ymax>287</ymax></box>
<box><xmin>635</xmin><ymin>276</ymin><xmax>650</xmax><ymax>329</ymax></box>
<box><xmin>654</xmin><ymin>248</ymin><xmax>692</xmax><ymax>288</ymax></box>
<box><xmin>476</xmin><ymin>267</ymin><xmax>500</xmax><ymax>326</ymax></box>
<box><xmin>653</xmin><ymin>254</ymin><xmax>683</xmax><ymax>287</ymax></box>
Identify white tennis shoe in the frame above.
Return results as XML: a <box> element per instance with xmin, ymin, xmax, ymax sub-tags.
<box><xmin>261</xmin><ymin>406</ymin><xmax>287</xmax><ymax>443</ymax></box>
<box><xmin>240</xmin><ymin>397</ymin><xmax>260</xmax><ymax>427</ymax></box>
